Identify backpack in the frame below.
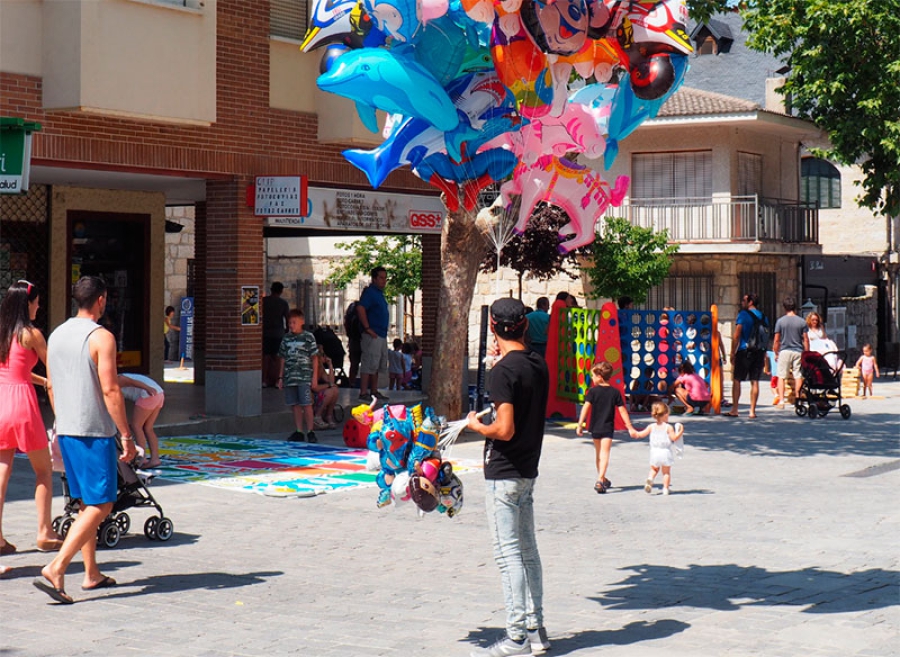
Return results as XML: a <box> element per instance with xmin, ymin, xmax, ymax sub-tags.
<box><xmin>746</xmin><ymin>311</ymin><xmax>770</xmax><ymax>352</ymax></box>
<box><xmin>344</xmin><ymin>301</ymin><xmax>362</xmax><ymax>341</ymax></box>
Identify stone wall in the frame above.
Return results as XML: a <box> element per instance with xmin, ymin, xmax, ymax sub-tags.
<box><xmin>164</xmin><ymin>205</ymin><xmax>195</xmax><ymax>312</ymax></box>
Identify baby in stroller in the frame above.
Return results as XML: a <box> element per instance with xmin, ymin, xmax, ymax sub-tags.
<box><xmin>794</xmin><ymin>349</ymin><xmax>851</xmax><ymax>420</ymax></box>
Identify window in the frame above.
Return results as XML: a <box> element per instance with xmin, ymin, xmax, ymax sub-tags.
<box><xmin>271</xmin><ymin>0</ymin><xmax>310</xmax><ymax>40</ymax></box>
<box><xmin>642</xmin><ymin>276</ymin><xmax>714</xmax><ymax>312</ymax></box>
<box><xmin>738</xmin><ymin>272</ymin><xmax>776</xmax><ymax>324</ymax></box>
<box><xmin>801</xmin><ymin>158</ymin><xmax>841</xmax><ymax>209</ymax></box>
<box><xmin>631</xmin><ymin>152</ymin><xmax>712</xmax><ymax>201</ymax></box>
<box><xmin>737</xmin><ymin>152</ymin><xmax>762</xmax><ymax>196</ymax></box>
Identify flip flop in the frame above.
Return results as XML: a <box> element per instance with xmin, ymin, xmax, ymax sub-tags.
<box><xmin>82</xmin><ymin>575</ymin><xmax>117</xmax><ymax>591</ymax></box>
<box><xmin>33</xmin><ymin>577</ymin><xmax>75</xmax><ymax>604</ymax></box>
<box><xmin>722</xmin><ymin>412</ymin><xmax>739</xmax><ymax>417</ymax></box>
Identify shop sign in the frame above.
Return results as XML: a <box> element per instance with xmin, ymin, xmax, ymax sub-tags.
<box><xmin>265</xmin><ymin>186</ymin><xmax>445</xmax><ymax>234</ymax></box>
<box><xmin>179</xmin><ymin>297</ymin><xmax>194</xmax><ymax>360</ymax></box>
<box><xmin>254</xmin><ymin>176</ymin><xmax>307</xmax><ymax>216</ymax></box>
<box><xmin>0</xmin><ymin>117</ymin><xmax>41</xmax><ymax>194</ymax></box>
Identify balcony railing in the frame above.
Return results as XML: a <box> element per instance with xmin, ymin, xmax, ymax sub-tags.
<box><xmin>604</xmin><ymin>196</ymin><xmax>819</xmax><ymax>244</ymax></box>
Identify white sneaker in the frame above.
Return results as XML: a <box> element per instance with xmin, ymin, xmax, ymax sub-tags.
<box><xmin>663</xmin><ymin>487</ymin><xmax>670</xmax><ymax>496</ymax></box>
<box><xmin>527</xmin><ymin>627</ymin><xmax>551</xmax><ymax>652</ymax></box>
<box><xmin>470</xmin><ymin>635</ymin><xmax>532</xmax><ymax>657</ymax></box>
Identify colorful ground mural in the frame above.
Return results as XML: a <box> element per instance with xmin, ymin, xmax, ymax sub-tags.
<box><xmin>151</xmin><ymin>435</ymin><xmax>480</xmax><ymax>498</ymax></box>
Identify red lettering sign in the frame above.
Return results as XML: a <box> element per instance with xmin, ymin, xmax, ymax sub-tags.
<box><xmin>409</xmin><ymin>211</ymin><xmax>443</xmax><ymax>230</ymax></box>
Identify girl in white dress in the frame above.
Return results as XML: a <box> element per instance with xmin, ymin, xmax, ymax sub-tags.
<box><xmin>631</xmin><ymin>402</ymin><xmax>684</xmax><ymax>495</ymax></box>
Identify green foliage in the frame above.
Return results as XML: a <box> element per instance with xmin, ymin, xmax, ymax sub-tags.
<box><xmin>325</xmin><ymin>235</ymin><xmax>421</xmax><ymax>303</ymax></box>
<box><xmin>741</xmin><ymin>0</ymin><xmax>900</xmax><ymax>216</ymax></box>
<box><xmin>581</xmin><ymin>216</ymin><xmax>679</xmax><ymax>304</ymax></box>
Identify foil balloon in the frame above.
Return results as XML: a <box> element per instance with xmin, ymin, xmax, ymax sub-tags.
<box><xmin>362</xmin><ymin>0</ymin><xmax>422</xmax><ymax>43</ymax></box>
<box><xmin>317</xmin><ymin>48</ymin><xmax>460</xmax><ymax>133</ymax></box>
<box><xmin>502</xmin><ymin>155</ymin><xmax>630</xmax><ymax>252</ymax></box>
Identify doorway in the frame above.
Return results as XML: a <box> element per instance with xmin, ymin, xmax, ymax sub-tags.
<box><xmin>68</xmin><ymin>210</ymin><xmax>150</xmax><ymax>372</ymax></box>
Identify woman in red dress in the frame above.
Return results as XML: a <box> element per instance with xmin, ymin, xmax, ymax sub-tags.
<box><xmin>0</xmin><ymin>280</ymin><xmax>62</xmax><ymax>557</ymax></box>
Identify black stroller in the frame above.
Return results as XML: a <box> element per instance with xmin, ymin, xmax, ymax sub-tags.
<box><xmin>794</xmin><ymin>350</ymin><xmax>851</xmax><ymax>420</ymax></box>
<box><xmin>52</xmin><ymin>455</ymin><xmax>173</xmax><ymax>548</ymax></box>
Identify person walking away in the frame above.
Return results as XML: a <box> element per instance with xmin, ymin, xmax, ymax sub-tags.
<box><xmin>388</xmin><ymin>338</ymin><xmax>405</xmax><ymax>390</ymax></box>
<box><xmin>0</xmin><ymin>280</ymin><xmax>63</xmax><ymax>556</ymax></box>
<box><xmin>262</xmin><ymin>282</ymin><xmax>290</xmax><ymax>388</ymax></box>
<box><xmin>118</xmin><ymin>374</ymin><xmax>165</xmax><ymax>466</ymax></box>
<box><xmin>34</xmin><ymin>276</ymin><xmax>137</xmax><ymax>603</ymax></box>
<box><xmin>576</xmin><ymin>361</ymin><xmax>635</xmax><ymax>494</ymax></box>
<box><xmin>467</xmin><ymin>297</ymin><xmax>551</xmax><ymax>657</ymax></box>
<box><xmin>772</xmin><ymin>297</ymin><xmax>809</xmax><ymax>409</ymax></box>
<box><xmin>278</xmin><ymin>309</ymin><xmax>320</xmax><ymax>443</ymax></box>
<box><xmin>855</xmin><ymin>344</ymin><xmax>880</xmax><ymax>397</ymax></box>
<box><xmin>724</xmin><ymin>293</ymin><xmax>768</xmax><ymax>418</ymax></box>
<box><xmin>525</xmin><ymin>297</ymin><xmax>550</xmax><ymax>358</ymax></box>
<box><xmin>672</xmin><ymin>361</ymin><xmax>711</xmax><ymax>415</ymax></box>
<box><xmin>163</xmin><ymin>306</ymin><xmax>180</xmax><ymax>361</ymax></box>
<box><xmin>631</xmin><ymin>402</ymin><xmax>685</xmax><ymax>495</ymax></box>
<box><xmin>356</xmin><ymin>266</ymin><xmax>390</xmax><ymax>401</ymax></box>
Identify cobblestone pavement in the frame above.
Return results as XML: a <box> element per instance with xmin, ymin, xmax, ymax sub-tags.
<box><xmin>2</xmin><ymin>383</ymin><xmax>898</xmax><ymax>656</ymax></box>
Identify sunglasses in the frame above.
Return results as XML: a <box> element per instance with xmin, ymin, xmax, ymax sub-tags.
<box><xmin>17</xmin><ymin>280</ymin><xmax>34</xmax><ymax>296</ymax></box>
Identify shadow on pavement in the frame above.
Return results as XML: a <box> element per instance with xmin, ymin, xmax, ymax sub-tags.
<box><xmin>86</xmin><ymin>570</ymin><xmax>283</xmax><ymax>600</ymax></box>
<box><xmin>465</xmin><ymin>619</ymin><xmax>690</xmax><ymax>655</ymax></box>
<box><xmin>686</xmin><ymin>411</ymin><xmax>900</xmax><ymax>458</ymax></box>
<box><xmin>593</xmin><ymin>563</ymin><xmax>899</xmax><ymax>613</ymax></box>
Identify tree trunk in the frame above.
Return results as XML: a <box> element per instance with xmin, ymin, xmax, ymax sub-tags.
<box><xmin>428</xmin><ymin>207</ymin><xmax>484</xmax><ymax>418</ymax></box>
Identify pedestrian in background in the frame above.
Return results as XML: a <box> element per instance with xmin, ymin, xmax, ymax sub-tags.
<box><xmin>773</xmin><ymin>297</ymin><xmax>809</xmax><ymax>410</ymax></box>
<box><xmin>278</xmin><ymin>309</ymin><xmax>319</xmax><ymax>443</ymax></box>
<box><xmin>0</xmin><ymin>280</ymin><xmax>62</xmax><ymax>556</ymax></box>
<box><xmin>467</xmin><ymin>297</ymin><xmax>551</xmax><ymax>657</ymax></box>
<box><xmin>525</xmin><ymin>297</ymin><xmax>550</xmax><ymax>357</ymax></box>
<box><xmin>163</xmin><ymin>306</ymin><xmax>180</xmax><ymax>361</ymax></box>
<box><xmin>262</xmin><ymin>282</ymin><xmax>290</xmax><ymax>388</ymax></box>
<box><xmin>725</xmin><ymin>293</ymin><xmax>767</xmax><ymax>418</ymax></box>
<box><xmin>118</xmin><ymin>373</ymin><xmax>165</xmax><ymax>467</ymax></box>
<box><xmin>356</xmin><ymin>266</ymin><xmax>390</xmax><ymax>401</ymax></box>
<box><xmin>855</xmin><ymin>344</ymin><xmax>880</xmax><ymax>397</ymax></box>
<box><xmin>576</xmin><ymin>361</ymin><xmax>635</xmax><ymax>494</ymax></box>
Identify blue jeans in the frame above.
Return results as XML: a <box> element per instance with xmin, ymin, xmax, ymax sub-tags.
<box><xmin>484</xmin><ymin>477</ymin><xmax>544</xmax><ymax>641</ymax></box>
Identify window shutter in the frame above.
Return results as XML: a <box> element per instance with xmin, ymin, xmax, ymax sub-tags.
<box><xmin>737</xmin><ymin>152</ymin><xmax>762</xmax><ymax>196</ymax></box>
<box><xmin>271</xmin><ymin>0</ymin><xmax>309</xmax><ymax>40</ymax></box>
<box><xmin>632</xmin><ymin>152</ymin><xmax>711</xmax><ymax>200</ymax></box>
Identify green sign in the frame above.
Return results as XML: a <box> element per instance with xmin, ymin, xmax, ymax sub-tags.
<box><xmin>0</xmin><ymin>117</ymin><xmax>42</xmax><ymax>194</ymax></box>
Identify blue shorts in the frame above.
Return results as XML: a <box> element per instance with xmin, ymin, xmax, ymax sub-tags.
<box><xmin>58</xmin><ymin>435</ymin><xmax>118</xmax><ymax>505</ymax></box>
<box><xmin>284</xmin><ymin>383</ymin><xmax>313</xmax><ymax>407</ymax></box>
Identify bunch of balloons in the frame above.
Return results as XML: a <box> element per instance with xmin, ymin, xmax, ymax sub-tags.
<box><xmin>351</xmin><ymin>401</ymin><xmax>465</xmax><ymax>517</ymax></box>
<box><xmin>307</xmin><ymin>0</ymin><xmax>692</xmax><ymax>252</ymax></box>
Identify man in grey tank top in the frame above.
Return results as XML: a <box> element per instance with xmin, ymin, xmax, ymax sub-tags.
<box><xmin>33</xmin><ymin>276</ymin><xmax>135</xmax><ymax>604</ymax></box>
<box><xmin>773</xmin><ymin>297</ymin><xmax>810</xmax><ymax>410</ymax></box>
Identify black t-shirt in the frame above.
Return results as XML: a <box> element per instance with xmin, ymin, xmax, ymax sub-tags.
<box><xmin>584</xmin><ymin>384</ymin><xmax>625</xmax><ymax>438</ymax></box>
<box><xmin>484</xmin><ymin>349</ymin><xmax>549</xmax><ymax>480</ymax></box>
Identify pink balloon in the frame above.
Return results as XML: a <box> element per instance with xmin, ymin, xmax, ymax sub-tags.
<box><xmin>502</xmin><ymin>155</ymin><xmax>629</xmax><ymax>252</ymax></box>
<box><xmin>420</xmin><ymin>0</ymin><xmax>449</xmax><ymax>22</ymax></box>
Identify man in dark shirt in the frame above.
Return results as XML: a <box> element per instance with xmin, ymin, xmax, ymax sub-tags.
<box><xmin>467</xmin><ymin>297</ymin><xmax>551</xmax><ymax>657</ymax></box>
<box><xmin>262</xmin><ymin>282</ymin><xmax>290</xmax><ymax>388</ymax></box>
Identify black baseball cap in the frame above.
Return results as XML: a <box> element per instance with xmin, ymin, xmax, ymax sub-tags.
<box><xmin>490</xmin><ymin>297</ymin><xmax>527</xmax><ymax>332</ymax></box>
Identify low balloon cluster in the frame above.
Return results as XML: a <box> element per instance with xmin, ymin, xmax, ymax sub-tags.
<box><xmin>306</xmin><ymin>0</ymin><xmax>692</xmax><ymax>251</ymax></box>
<box><xmin>351</xmin><ymin>402</ymin><xmax>464</xmax><ymax>517</ymax></box>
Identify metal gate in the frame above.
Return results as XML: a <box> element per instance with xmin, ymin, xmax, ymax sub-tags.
<box><xmin>643</xmin><ymin>275</ymin><xmax>714</xmax><ymax>312</ymax></box>
<box><xmin>0</xmin><ymin>185</ymin><xmax>50</xmax><ymax>332</ymax></box>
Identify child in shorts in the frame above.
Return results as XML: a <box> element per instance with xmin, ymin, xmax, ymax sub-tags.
<box><xmin>576</xmin><ymin>362</ymin><xmax>636</xmax><ymax>494</ymax></box>
<box><xmin>118</xmin><ymin>374</ymin><xmax>165</xmax><ymax>467</ymax></box>
<box><xmin>388</xmin><ymin>338</ymin><xmax>405</xmax><ymax>390</ymax></box>
<box><xmin>278</xmin><ymin>309</ymin><xmax>320</xmax><ymax>443</ymax></box>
